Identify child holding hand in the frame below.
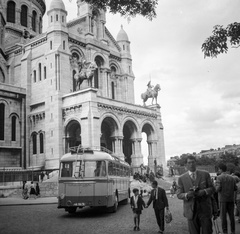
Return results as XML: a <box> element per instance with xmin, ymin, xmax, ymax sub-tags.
<box><xmin>130</xmin><ymin>188</ymin><xmax>146</xmax><ymax>231</ymax></box>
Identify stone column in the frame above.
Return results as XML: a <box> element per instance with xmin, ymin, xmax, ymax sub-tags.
<box><xmin>16</xmin><ymin>8</ymin><xmax>21</xmax><ymax>26</ymax></box>
<box><xmin>147</xmin><ymin>140</ymin><xmax>154</xmax><ymax>170</ymax></box>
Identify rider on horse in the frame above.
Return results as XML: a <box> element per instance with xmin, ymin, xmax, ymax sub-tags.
<box><xmin>147</xmin><ymin>81</ymin><xmax>154</xmax><ymax>96</ymax></box>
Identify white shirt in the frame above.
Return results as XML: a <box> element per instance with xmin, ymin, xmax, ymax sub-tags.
<box><xmin>133</xmin><ymin>195</ymin><xmax>139</xmax><ymax>207</ymax></box>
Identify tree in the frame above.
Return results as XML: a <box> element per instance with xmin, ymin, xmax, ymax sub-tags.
<box><xmin>71</xmin><ymin>0</ymin><xmax>158</xmax><ymax>20</ymax></box>
<box><xmin>202</xmin><ymin>22</ymin><xmax>240</xmax><ymax>58</ymax></box>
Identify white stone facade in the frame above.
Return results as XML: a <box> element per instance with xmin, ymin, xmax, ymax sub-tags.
<box><xmin>0</xmin><ymin>0</ymin><xmax>165</xmax><ymax>172</ymax></box>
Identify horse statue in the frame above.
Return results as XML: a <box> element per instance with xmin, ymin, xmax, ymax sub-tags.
<box><xmin>70</xmin><ymin>56</ymin><xmax>97</xmax><ymax>90</ymax></box>
<box><xmin>141</xmin><ymin>83</ymin><xmax>161</xmax><ymax>106</ymax></box>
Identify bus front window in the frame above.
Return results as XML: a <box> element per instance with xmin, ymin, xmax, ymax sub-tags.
<box><xmin>84</xmin><ymin>161</ymin><xmax>106</xmax><ymax>177</ymax></box>
<box><xmin>60</xmin><ymin>162</ymin><xmax>73</xmax><ymax>177</ymax></box>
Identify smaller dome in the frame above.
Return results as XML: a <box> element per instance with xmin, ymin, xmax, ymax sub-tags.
<box><xmin>116</xmin><ymin>25</ymin><xmax>129</xmax><ymax>41</ymax></box>
<box><xmin>50</xmin><ymin>0</ymin><xmax>66</xmax><ymax>11</ymax></box>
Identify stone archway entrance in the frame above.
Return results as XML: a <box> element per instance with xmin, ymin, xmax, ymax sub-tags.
<box><xmin>65</xmin><ymin>120</ymin><xmax>81</xmax><ymax>153</ymax></box>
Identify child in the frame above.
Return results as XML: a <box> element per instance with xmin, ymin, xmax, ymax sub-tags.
<box><xmin>130</xmin><ymin>188</ymin><xmax>146</xmax><ymax>231</ymax></box>
<box><xmin>170</xmin><ymin>180</ymin><xmax>177</xmax><ymax>198</ymax></box>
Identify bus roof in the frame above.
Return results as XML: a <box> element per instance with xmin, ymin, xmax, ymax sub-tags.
<box><xmin>60</xmin><ymin>150</ymin><xmax>130</xmax><ymax>167</ymax></box>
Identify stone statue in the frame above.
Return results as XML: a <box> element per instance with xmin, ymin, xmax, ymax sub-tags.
<box><xmin>141</xmin><ymin>82</ymin><xmax>161</xmax><ymax>106</ymax></box>
<box><xmin>70</xmin><ymin>56</ymin><xmax>97</xmax><ymax>90</ymax></box>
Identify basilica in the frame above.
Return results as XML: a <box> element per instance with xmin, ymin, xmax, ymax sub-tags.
<box><xmin>0</xmin><ymin>0</ymin><xmax>165</xmax><ymax>173</ymax></box>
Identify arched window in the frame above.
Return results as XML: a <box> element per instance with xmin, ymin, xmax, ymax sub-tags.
<box><xmin>11</xmin><ymin>116</ymin><xmax>16</xmax><ymax>141</ymax></box>
<box><xmin>7</xmin><ymin>1</ymin><xmax>16</xmax><ymax>23</ymax></box>
<box><xmin>40</xmin><ymin>132</ymin><xmax>44</xmax><ymax>153</ymax></box>
<box><xmin>111</xmin><ymin>82</ymin><xmax>115</xmax><ymax>100</ymax></box>
<box><xmin>32</xmin><ymin>11</ymin><xmax>37</xmax><ymax>32</ymax></box>
<box><xmin>39</xmin><ymin>63</ymin><xmax>41</xmax><ymax>81</ymax></box>
<box><xmin>0</xmin><ymin>103</ymin><xmax>4</xmax><ymax>140</ymax></box>
<box><xmin>39</xmin><ymin>16</ymin><xmax>42</xmax><ymax>34</ymax></box>
<box><xmin>21</xmin><ymin>5</ymin><xmax>28</xmax><ymax>27</ymax></box>
<box><xmin>94</xmin><ymin>56</ymin><xmax>104</xmax><ymax>89</ymax></box>
<box><xmin>33</xmin><ymin>133</ymin><xmax>37</xmax><ymax>154</ymax></box>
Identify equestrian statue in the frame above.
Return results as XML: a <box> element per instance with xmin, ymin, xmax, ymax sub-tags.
<box><xmin>141</xmin><ymin>81</ymin><xmax>161</xmax><ymax>106</ymax></box>
<box><xmin>70</xmin><ymin>56</ymin><xmax>97</xmax><ymax>90</ymax></box>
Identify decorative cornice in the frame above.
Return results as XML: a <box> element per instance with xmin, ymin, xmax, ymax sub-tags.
<box><xmin>67</xmin><ymin>17</ymin><xmax>86</xmax><ymax>28</ymax></box>
<box><xmin>31</xmin><ymin>36</ymin><xmax>47</xmax><ymax>48</ymax></box>
<box><xmin>109</xmin><ymin>53</ymin><xmax>121</xmax><ymax>62</ymax></box>
<box><xmin>68</xmin><ymin>37</ymin><xmax>86</xmax><ymax>48</ymax></box>
<box><xmin>97</xmin><ymin>103</ymin><xmax>157</xmax><ymax>119</ymax></box>
<box><xmin>29</xmin><ymin>111</ymin><xmax>45</xmax><ymax>125</ymax></box>
<box><xmin>62</xmin><ymin>104</ymin><xmax>82</xmax><ymax>119</ymax></box>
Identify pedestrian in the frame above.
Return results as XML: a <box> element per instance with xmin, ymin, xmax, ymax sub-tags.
<box><xmin>145</xmin><ymin>180</ymin><xmax>169</xmax><ymax>234</ymax></box>
<box><xmin>234</xmin><ymin>171</ymin><xmax>240</xmax><ymax>223</ymax></box>
<box><xmin>176</xmin><ymin>155</ymin><xmax>215</xmax><ymax>234</ymax></box>
<box><xmin>22</xmin><ymin>181</ymin><xmax>28</xmax><ymax>199</ymax></box>
<box><xmin>130</xmin><ymin>188</ymin><xmax>146</xmax><ymax>231</ymax></box>
<box><xmin>29</xmin><ymin>181</ymin><xmax>37</xmax><ymax>199</ymax></box>
<box><xmin>40</xmin><ymin>172</ymin><xmax>44</xmax><ymax>182</ymax></box>
<box><xmin>35</xmin><ymin>182</ymin><xmax>40</xmax><ymax>197</ymax></box>
<box><xmin>170</xmin><ymin>180</ymin><xmax>177</xmax><ymax>198</ymax></box>
<box><xmin>215</xmin><ymin>163</ymin><xmax>237</xmax><ymax>234</ymax></box>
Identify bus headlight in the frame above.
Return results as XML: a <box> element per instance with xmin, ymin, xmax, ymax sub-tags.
<box><xmin>60</xmin><ymin>193</ymin><xmax>65</xmax><ymax>200</ymax></box>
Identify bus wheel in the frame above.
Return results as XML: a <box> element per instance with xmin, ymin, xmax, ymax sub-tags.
<box><xmin>68</xmin><ymin>207</ymin><xmax>77</xmax><ymax>214</ymax></box>
<box><xmin>108</xmin><ymin>195</ymin><xmax>118</xmax><ymax>213</ymax></box>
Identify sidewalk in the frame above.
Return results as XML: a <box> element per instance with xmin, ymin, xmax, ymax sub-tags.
<box><xmin>0</xmin><ymin>196</ymin><xmax>58</xmax><ymax>206</ymax></box>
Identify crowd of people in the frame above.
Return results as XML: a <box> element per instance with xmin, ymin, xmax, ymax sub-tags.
<box><xmin>22</xmin><ymin>181</ymin><xmax>40</xmax><ymax>199</ymax></box>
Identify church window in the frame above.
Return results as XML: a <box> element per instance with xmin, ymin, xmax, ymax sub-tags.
<box><xmin>7</xmin><ymin>1</ymin><xmax>16</xmax><ymax>23</ymax></box>
<box><xmin>63</xmin><ymin>41</ymin><xmax>65</xmax><ymax>50</ymax></box>
<box><xmin>51</xmin><ymin>16</ymin><xmax>53</xmax><ymax>23</ymax></box>
<box><xmin>40</xmin><ymin>133</ymin><xmax>44</xmax><ymax>153</ymax></box>
<box><xmin>0</xmin><ymin>103</ymin><xmax>5</xmax><ymax>140</ymax></box>
<box><xmin>11</xmin><ymin>116</ymin><xmax>16</xmax><ymax>141</ymax></box>
<box><xmin>44</xmin><ymin>66</ymin><xmax>46</xmax><ymax>79</ymax></box>
<box><xmin>111</xmin><ymin>82</ymin><xmax>115</xmax><ymax>100</ymax></box>
<box><xmin>0</xmin><ymin>67</ymin><xmax>5</xmax><ymax>83</ymax></box>
<box><xmin>32</xmin><ymin>11</ymin><xmax>37</xmax><ymax>32</ymax></box>
<box><xmin>33</xmin><ymin>70</ymin><xmax>36</xmax><ymax>82</ymax></box>
<box><xmin>123</xmin><ymin>45</ymin><xmax>125</xmax><ymax>50</ymax></box>
<box><xmin>50</xmin><ymin>41</ymin><xmax>52</xmax><ymax>50</ymax></box>
<box><xmin>129</xmin><ymin>66</ymin><xmax>131</xmax><ymax>74</ymax></box>
<box><xmin>39</xmin><ymin>17</ymin><xmax>42</xmax><ymax>34</ymax></box>
<box><xmin>21</xmin><ymin>5</ymin><xmax>28</xmax><ymax>27</ymax></box>
<box><xmin>33</xmin><ymin>133</ymin><xmax>37</xmax><ymax>154</ymax></box>
<box><xmin>51</xmin><ymin>130</ymin><xmax>53</xmax><ymax>137</ymax></box>
<box><xmin>39</xmin><ymin>63</ymin><xmax>41</xmax><ymax>81</ymax></box>
<box><xmin>62</xmin><ymin>16</ymin><xmax>64</xmax><ymax>23</ymax></box>
<box><xmin>56</xmin><ymin>14</ymin><xmax>58</xmax><ymax>21</ymax></box>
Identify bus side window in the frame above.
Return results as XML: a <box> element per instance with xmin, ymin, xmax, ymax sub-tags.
<box><xmin>108</xmin><ymin>162</ymin><xmax>113</xmax><ymax>175</ymax></box>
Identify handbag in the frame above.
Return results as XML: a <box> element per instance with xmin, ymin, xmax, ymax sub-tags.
<box><xmin>165</xmin><ymin>209</ymin><xmax>173</xmax><ymax>224</ymax></box>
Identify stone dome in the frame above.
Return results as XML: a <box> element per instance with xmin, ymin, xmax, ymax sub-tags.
<box><xmin>116</xmin><ymin>25</ymin><xmax>129</xmax><ymax>42</ymax></box>
<box><xmin>50</xmin><ymin>0</ymin><xmax>66</xmax><ymax>11</ymax></box>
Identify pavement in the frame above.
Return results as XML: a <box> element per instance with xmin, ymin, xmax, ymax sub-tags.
<box><xmin>0</xmin><ymin>196</ymin><xmax>58</xmax><ymax>206</ymax></box>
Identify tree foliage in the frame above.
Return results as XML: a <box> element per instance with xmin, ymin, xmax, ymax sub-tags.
<box><xmin>75</xmin><ymin>0</ymin><xmax>158</xmax><ymax>20</ymax></box>
<box><xmin>202</xmin><ymin>22</ymin><xmax>240</xmax><ymax>58</ymax></box>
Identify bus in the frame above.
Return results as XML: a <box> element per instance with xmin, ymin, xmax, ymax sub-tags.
<box><xmin>57</xmin><ymin>146</ymin><xmax>131</xmax><ymax>213</ymax></box>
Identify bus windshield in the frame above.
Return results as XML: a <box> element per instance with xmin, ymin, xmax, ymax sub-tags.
<box><xmin>60</xmin><ymin>160</ymin><xmax>106</xmax><ymax>178</ymax></box>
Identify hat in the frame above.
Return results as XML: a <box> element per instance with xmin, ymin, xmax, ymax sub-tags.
<box><xmin>147</xmin><ymin>81</ymin><xmax>151</xmax><ymax>86</ymax></box>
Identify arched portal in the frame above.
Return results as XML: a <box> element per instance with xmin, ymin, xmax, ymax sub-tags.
<box><xmin>123</xmin><ymin>120</ymin><xmax>137</xmax><ymax>165</ymax></box>
<box><xmin>65</xmin><ymin>120</ymin><xmax>81</xmax><ymax>153</ymax></box>
<box><xmin>100</xmin><ymin>117</ymin><xmax>118</xmax><ymax>152</ymax></box>
<box><xmin>142</xmin><ymin>122</ymin><xmax>155</xmax><ymax>169</ymax></box>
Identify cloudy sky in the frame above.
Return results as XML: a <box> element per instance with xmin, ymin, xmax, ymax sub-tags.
<box><xmin>44</xmin><ymin>0</ymin><xmax>240</xmax><ymax>161</ymax></box>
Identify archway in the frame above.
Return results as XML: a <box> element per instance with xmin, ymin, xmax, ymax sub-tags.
<box><xmin>123</xmin><ymin>120</ymin><xmax>137</xmax><ymax>165</ymax></box>
<box><xmin>65</xmin><ymin>120</ymin><xmax>81</xmax><ymax>153</ymax></box>
<box><xmin>100</xmin><ymin>117</ymin><xmax>118</xmax><ymax>152</ymax></box>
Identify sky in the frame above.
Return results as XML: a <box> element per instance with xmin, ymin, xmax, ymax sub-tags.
<box><xmin>43</xmin><ymin>0</ymin><xmax>240</xmax><ymax>161</ymax></box>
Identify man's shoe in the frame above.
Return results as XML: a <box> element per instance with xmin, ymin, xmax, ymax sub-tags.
<box><xmin>133</xmin><ymin>226</ymin><xmax>137</xmax><ymax>231</ymax></box>
<box><xmin>137</xmin><ymin>227</ymin><xmax>140</xmax><ymax>231</ymax></box>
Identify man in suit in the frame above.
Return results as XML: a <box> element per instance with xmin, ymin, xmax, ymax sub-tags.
<box><xmin>215</xmin><ymin>163</ymin><xmax>237</xmax><ymax>234</ymax></box>
<box><xmin>146</xmin><ymin>180</ymin><xmax>169</xmax><ymax>234</ymax></box>
<box><xmin>177</xmin><ymin>155</ymin><xmax>214</xmax><ymax>234</ymax></box>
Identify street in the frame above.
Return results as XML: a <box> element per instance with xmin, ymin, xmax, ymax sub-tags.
<box><xmin>0</xmin><ymin>196</ymin><xmax>189</xmax><ymax>234</ymax></box>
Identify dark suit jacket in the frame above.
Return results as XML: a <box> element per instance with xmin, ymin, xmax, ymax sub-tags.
<box><xmin>147</xmin><ymin>187</ymin><xmax>168</xmax><ymax>210</ymax></box>
<box><xmin>177</xmin><ymin>169</ymin><xmax>214</xmax><ymax>220</ymax></box>
<box><xmin>130</xmin><ymin>195</ymin><xmax>145</xmax><ymax>211</ymax></box>
<box><xmin>215</xmin><ymin>172</ymin><xmax>237</xmax><ymax>202</ymax></box>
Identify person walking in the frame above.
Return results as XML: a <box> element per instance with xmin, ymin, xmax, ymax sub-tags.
<box><xmin>29</xmin><ymin>181</ymin><xmax>37</xmax><ymax>199</ymax></box>
<box><xmin>234</xmin><ymin>171</ymin><xmax>240</xmax><ymax>224</ymax></box>
<box><xmin>215</xmin><ymin>163</ymin><xmax>237</xmax><ymax>234</ymax></box>
<box><xmin>176</xmin><ymin>155</ymin><xmax>215</xmax><ymax>234</ymax></box>
<box><xmin>130</xmin><ymin>188</ymin><xmax>146</xmax><ymax>231</ymax></box>
<box><xmin>35</xmin><ymin>182</ymin><xmax>40</xmax><ymax>197</ymax></box>
<box><xmin>146</xmin><ymin>180</ymin><xmax>169</xmax><ymax>234</ymax></box>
